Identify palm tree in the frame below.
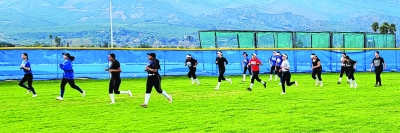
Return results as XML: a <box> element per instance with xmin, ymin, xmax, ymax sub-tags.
<box><xmin>372</xmin><ymin>22</ymin><xmax>379</xmax><ymax>32</ymax></box>
<box><xmin>379</xmin><ymin>22</ymin><xmax>390</xmax><ymax>34</ymax></box>
<box><xmin>389</xmin><ymin>24</ymin><xmax>396</xmax><ymax>34</ymax></box>
<box><xmin>49</xmin><ymin>35</ymin><xmax>53</xmax><ymax>46</ymax></box>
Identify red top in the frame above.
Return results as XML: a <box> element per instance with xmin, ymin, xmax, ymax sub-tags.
<box><xmin>249</xmin><ymin>58</ymin><xmax>262</xmax><ymax>71</ymax></box>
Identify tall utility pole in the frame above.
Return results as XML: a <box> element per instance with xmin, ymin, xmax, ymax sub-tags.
<box><xmin>109</xmin><ymin>0</ymin><xmax>114</xmax><ymax>48</ymax></box>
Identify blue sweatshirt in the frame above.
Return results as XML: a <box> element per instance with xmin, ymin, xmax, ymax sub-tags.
<box><xmin>243</xmin><ymin>57</ymin><xmax>250</xmax><ymax>66</ymax></box>
<box><xmin>21</xmin><ymin>60</ymin><xmax>32</xmax><ymax>74</ymax></box>
<box><xmin>59</xmin><ymin>60</ymin><xmax>74</xmax><ymax>79</ymax></box>
<box><xmin>270</xmin><ymin>55</ymin><xmax>278</xmax><ymax>66</ymax></box>
<box><xmin>276</xmin><ymin>56</ymin><xmax>283</xmax><ymax>66</ymax></box>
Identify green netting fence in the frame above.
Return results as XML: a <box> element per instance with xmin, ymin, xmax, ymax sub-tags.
<box><xmin>199</xmin><ymin>30</ymin><xmax>396</xmax><ymax>49</ymax></box>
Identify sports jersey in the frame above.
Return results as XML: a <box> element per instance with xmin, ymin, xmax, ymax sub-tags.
<box><xmin>21</xmin><ymin>60</ymin><xmax>32</xmax><ymax>74</ymax></box>
<box><xmin>186</xmin><ymin>58</ymin><xmax>197</xmax><ymax>69</ymax></box>
<box><xmin>249</xmin><ymin>58</ymin><xmax>262</xmax><ymax>71</ymax></box>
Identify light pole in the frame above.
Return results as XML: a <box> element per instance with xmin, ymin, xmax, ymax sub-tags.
<box><xmin>109</xmin><ymin>0</ymin><xmax>114</xmax><ymax>48</ymax></box>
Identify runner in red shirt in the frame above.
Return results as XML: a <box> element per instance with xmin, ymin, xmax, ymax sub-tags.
<box><xmin>247</xmin><ymin>53</ymin><xmax>267</xmax><ymax>91</ymax></box>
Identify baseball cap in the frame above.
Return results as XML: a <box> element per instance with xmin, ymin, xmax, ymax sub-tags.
<box><xmin>147</xmin><ymin>53</ymin><xmax>156</xmax><ymax>57</ymax></box>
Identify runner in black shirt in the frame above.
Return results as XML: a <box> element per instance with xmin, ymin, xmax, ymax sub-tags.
<box><xmin>369</xmin><ymin>51</ymin><xmax>386</xmax><ymax>87</ymax></box>
<box><xmin>106</xmin><ymin>53</ymin><xmax>132</xmax><ymax>104</ymax></box>
<box><xmin>344</xmin><ymin>56</ymin><xmax>357</xmax><ymax>88</ymax></box>
<box><xmin>311</xmin><ymin>53</ymin><xmax>323</xmax><ymax>87</ymax></box>
<box><xmin>141</xmin><ymin>53</ymin><xmax>172</xmax><ymax>108</ymax></box>
<box><xmin>185</xmin><ymin>54</ymin><xmax>200</xmax><ymax>85</ymax></box>
<box><xmin>338</xmin><ymin>52</ymin><xmax>349</xmax><ymax>84</ymax></box>
<box><xmin>215</xmin><ymin>51</ymin><xmax>232</xmax><ymax>90</ymax></box>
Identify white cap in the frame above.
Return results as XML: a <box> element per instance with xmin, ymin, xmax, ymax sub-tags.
<box><xmin>252</xmin><ymin>53</ymin><xmax>257</xmax><ymax>57</ymax></box>
<box><xmin>186</xmin><ymin>54</ymin><xmax>191</xmax><ymax>58</ymax></box>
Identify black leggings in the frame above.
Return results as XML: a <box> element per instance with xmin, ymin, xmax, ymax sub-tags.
<box><xmin>312</xmin><ymin>68</ymin><xmax>322</xmax><ymax>81</ymax></box>
<box><xmin>243</xmin><ymin>66</ymin><xmax>252</xmax><ymax>75</ymax></box>
<box><xmin>218</xmin><ymin>68</ymin><xmax>226</xmax><ymax>82</ymax></box>
<box><xmin>19</xmin><ymin>73</ymin><xmax>36</xmax><ymax>94</ymax></box>
<box><xmin>60</xmin><ymin>78</ymin><xmax>83</xmax><ymax>97</ymax></box>
<box><xmin>375</xmin><ymin>69</ymin><xmax>382</xmax><ymax>85</ymax></box>
<box><xmin>339</xmin><ymin>66</ymin><xmax>348</xmax><ymax>78</ymax></box>
<box><xmin>270</xmin><ymin>66</ymin><xmax>277</xmax><ymax>74</ymax></box>
<box><xmin>251</xmin><ymin>71</ymin><xmax>262</xmax><ymax>84</ymax></box>
<box><xmin>109</xmin><ymin>77</ymin><xmax>121</xmax><ymax>94</ymax></box>
<box><xmin>277</xmin><ymin>66</ymin><xmax>282</xmax><ymax>78</ymax></box>
<box><xmin>346</xmin><ymin>69</ymin><xmax>355</xmax><ymax>80</ymax></box>
<box><xmin>188</xmin><ymin>68</ymin><xmax>197</xmax><ymax>79</ymax></box>
<box><xmin>281</xmin><ymin>71</ymin><xmax>295</xmax><ymax>93</ymax></box>
<box><xmin>146</xmin><ymin>74</ymin><xmax>163</xmax><ymax>94</ymax></box>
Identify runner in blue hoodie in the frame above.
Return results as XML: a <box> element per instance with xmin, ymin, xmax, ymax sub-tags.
<box><xmin>19</xmin><ymin>53</ymin><xmax>37</xmax><ymax>97</ymax></box>
<box><xmin>268</xmin><ymin>51</ymin><xmax>278</xmax><ymax>81</ymax></box>
<box><xmin>56</xmin><ymin>53</ymin><xmax>85</xmax><ymax>101</ymax></box>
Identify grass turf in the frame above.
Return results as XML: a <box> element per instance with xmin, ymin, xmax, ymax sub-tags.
<box><xmin>0</xmin><ymin>72</ymin><xmax>399</xmax><ymax>132</ymax></box>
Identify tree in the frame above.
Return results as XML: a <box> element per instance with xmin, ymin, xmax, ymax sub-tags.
<box><xmin>55</xmin><ymin>36</ymin><xmax>61</xmax><ymax>47</ymax></box>
<box><xmin>379</xmin><ymin>22</ymin><xmax>390</xmax><ymax>34</ymax></box>
<box><xmin>371</xmin><ymin>22</ymin><xmax>379</xmax><ymax>32</ymax></box>
<box><xmin>49</xmin><ymin>35</ymin><xmax>53</xmax><ymax>46</ymax></box>
<box><xmin>389</xmin><ymin>24</ymin><xmax>396</xmax><ymax>34</ymax></box>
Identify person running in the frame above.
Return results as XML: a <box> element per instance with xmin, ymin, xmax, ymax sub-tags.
<box><xmin>280</xmin><ymin>54</ymin><xmax>298</xmax><ymax>94</ymax></box>
<box><xmin>215</xmin><ymin>51</ymin><xmax>232</xmax><ymax>90</ymax></box>
<box><xmin>246</xmin><ymin>53</ymin><xmax>266</xmax><ymax>91</ymax></box>
<box><xmin>19</xmin><ymin>53</ymin><xmax>37</xmax><ymax>97</ymax></box>
<box><xmin>56</xmin><ymin>53</ymin><xmax>85</xmax><ymax>100</ymax></box>
<box><xmin>275</xmin><ymin>52</ymin><xmax>283</xmax><ymax>85</ymax></box>
<box><xmin>242</xmin><ymin>52</ymin><xmax>252</xmax><ymax>82</ymax></box>
<box><xmin>344</xmin><ymin>56</ymin><xmax>357</xmax><ymax>88</ymax></box>
<box><xmin>369</xmin><ymin>51</ymin><xmax>386</xmax><ymax>87</ymax></box>
<box><xmin>337</xmin><ymin>52</ymin><xmax>349</xmax><ymax>84</ymax></box>
<box><xmin>185</xmin><ymin>54</ymin><xmax>200</xmax><ymax>85</ymax></box>
<box><xmin>311</xmin><ymin>53</ymin><xmax>323</xmax><ymax>87</ymax></box>
<box><xmin>268</xmin><ymin>51</ymin><xmax>277</xmax><ymax>81</ymax></box>
<box><xmin>106</xmin><ymin>53</ymin><xmax>132</xmax><ymax>104</ymax></box>
<box><xmin>140</xmin><ymin>53</ymin><xmax>172</xmax><ymax>108</ymax></box>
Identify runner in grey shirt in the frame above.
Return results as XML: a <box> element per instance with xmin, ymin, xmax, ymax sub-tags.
<box><xmin>279</xmin><ymin>54</ymin><xmax>298</xmax><ymax>95</ymax></box>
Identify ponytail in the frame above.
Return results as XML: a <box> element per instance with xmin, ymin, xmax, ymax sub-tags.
<box><xmin>69</xmin><ymin>56</ymin><xmax>76</xmax><ymax>61</ymax></box>
<box><xmin>155</xmin><ymin>58</ymin><xmax>161</xmax><ymax>70</ymax></box>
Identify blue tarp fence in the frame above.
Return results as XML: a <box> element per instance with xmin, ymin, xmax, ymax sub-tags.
<box><xmin>1</xmin><ymin>49</ymin><xmax>399</xmax><ymax>81</ymax></box>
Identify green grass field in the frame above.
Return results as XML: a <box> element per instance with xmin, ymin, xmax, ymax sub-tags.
<box><xmin>1</xmin><ymin>73</ymin><xmax>400</xmax><ymax>133</ymax></box>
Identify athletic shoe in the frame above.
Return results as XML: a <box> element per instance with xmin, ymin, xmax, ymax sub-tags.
<box><xmin>315</xmin><ymin>82</ymin><xmax>318</xmax><ymax>86</ymax></box>
<box><xmin>242</xmin><ymin>80</ymin><xmax>245</xmax><ymax>82</ymax></box>
<box><xmin>375</xmin><ymin>84</ymin><xmax>379</xmax><ymax>87</ymax></box>
<box><xmin>320</xmin><ymin>83</ymin><xmax>323</xmax><ymax>87</ymax></box>
<box><xmin>279</xmin><ymin>83</ymin><xmax>282</xmax><ymax>85</ymax></box>
<box><xmin>128</xmin><ymin>90</ymin><xmax>133</xmax><ymax>98</ymax></box>
<box><xmin>109</xmin><ymin>102</ymin><xmax>116</xmax><ymax>105</ymax></box>
<box><xmin>191</xmin><ymin>81</ymin><xmax>195</xmax><ymax>85</ymax></box>
<box><xmin>26</xmin><ymin>90</ymin><xmax>31</xmax><ymax>95</ymax></box>
<box><xmin>268</xmin><ymin>79</ymin><xmax>272</xmax><ymax>81</ymax></box>
<box><xmin>227</xmin><ymin>79</ymin><xmax>232</xmax><ymax>84</ymax></box>
<box><xmin>350</xmin><ymin>84</ymin><xmax>353</xmax><ymax>88</ymax></box>
<box><xmin>295</xmin><ymin>81</ymin><xmax>298</xmax><ymax>87</ymax></box>
<box><xmin>354</xmin><ymin>84</ymin><xmax>358</xmax><ymax>88</ymax></box>
<box><xmin>337</xmin><ymin>81</ymin><xmax>341</xmax><ymax>84</ymax></box>
<box><xmin>32</xmin><ymin>94</ymin><xmax>38</xmax><ymax>98</ymax></box>
<box><xmin>263</xmin><ymin>83</ymin><xmax>267</xmax><ymax>88</ymax></box>
<box><xmin>247</xmin><ymin>88</ymin><xmax>252</xmax><ymax>91</ymax></box>
<box><xmin>140</xmin><ymin>104</ymin><xmax>148</xmax><ymax>108</ymax></box>
<box><xmin>168</xmin><ymin>95</ymin><xmax>173</xmax><ymax>104</ymax></box>
<box><xmin>81</xmin><ymin>90</ymin><xmax>86</xmax><ymax>98</ymax></box>
<box><xmin>215</xmin><ymin>86</ymin><xmax>219</xmax><ymax>90</ymax></box>
<box><xmin>281</xmin><ymin>92</ymin><xmax>286</xmax><ymax>95</ymax></box>
<box><xmin>56</xmin><ymin>96</ymin><xmax>63</xmax><ymax>101</ymax></box>
<box><xmin>197</xmin><ymin>82</ymin><xmax>201</xmax><ymax>86</ymax></box>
